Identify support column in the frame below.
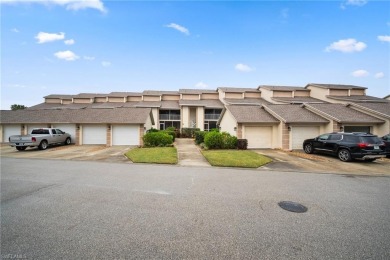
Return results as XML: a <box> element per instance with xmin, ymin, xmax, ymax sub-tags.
<box><xmin>106</xmin><ymin>124</ymin><xmax>112</xmax><ymax>147</ymax></box>
<box><xmin>282</xmin><ymin>123</ymin><xmax>290</xmax><ymax>150</ymax></box>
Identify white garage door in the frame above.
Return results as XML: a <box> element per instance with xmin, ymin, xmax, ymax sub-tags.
<box><xmin>27</xmin><ymin>124</ymin><xmax>48</xmax><ymax>134</ymax></box>
<box><xmin>3</xmin><ymin>125</ymin><xmax>21</xmax><ymax>142</ymax></box>
<box><xmin>53</xmin><ymin>124</ymin><xmax>76</xmax><ymax>144</ymax></box>
<box><xmin>245</xmin><ymin>126</ymin><xmax>272</xmax><ymax>149</ymax></box>
<box><xmin>112</xmin><ymin>125</ymin><xmax>139</xmax><ymax>145</ymax></box>
<box><xmin>82</xmin><ymin>125</ymin><xmax>107</xmax><ymax>145</ymax></box>
<box><xmin>291</xmin><ymin>126</ymin><xmax>320</xmax><ymax>150</ymax></box>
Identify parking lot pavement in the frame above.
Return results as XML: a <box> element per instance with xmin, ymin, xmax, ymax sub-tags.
<box><xmin>0</xmin><ymin>144</ymin><xmax>133</xmax><ymax>163</ymax></box>
<box><xmin>256</xmin><ymin>149</ymin><xmax>390</xmax><ymax>175</ymax></box>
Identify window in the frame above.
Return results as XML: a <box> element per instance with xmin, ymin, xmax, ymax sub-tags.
<box><xmin>318</xmin><ymin>134</ymin><xmax>329</xmax><ymax>141</ymax></box>
<box><xmin>343</xmin><ymin>135</ymin><xmax>359</xmax><ymax>143</ymax></box>
<box><xmin>329</xmin><ymin>134</ymin><xmax>342</xmax><ymax>141</ymax></box>
<box><xmin>204</xmin><ymin>121</ymin><xmax>217</xmax><ymax>131</ymax></box>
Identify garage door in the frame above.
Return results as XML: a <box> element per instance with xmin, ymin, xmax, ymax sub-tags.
<box><xmin>82</xmin><ymin>125</ymin><xmax>107</xmax><ymax>145</ymax></box>
<box><xmin>291</xmin><ymin>126</ymin><xmax>320</xmax><ymax>150</ymax></box>
<box><xmin>245</xmin><ymin>126</ymin><xmax>272</xmax><ymax>149</ymax></box>
<box><xmin>344</xmin><ymin>126</ymin><xmax>371</xmax><ymax>133</ymax></box>
<box><xmin>53</xmin><ymin>124</ymin><xmax>76</xmax><ymax>143</ymax></box>
<box><xmin>112</xmin><ymin>125</ymin><xmax>139</xmax><ymax>145</ymax></box>
<box><xmin>3</xmin><ymin>125</ymin><xmax>21</xmax><ymax>142</ymax></box>
<box><xmin>27</xmin><ymin>124</ymin><xmax>49</xmax><ymax>134</ymax></box>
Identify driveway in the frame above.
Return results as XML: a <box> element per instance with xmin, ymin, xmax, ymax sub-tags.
<box><xmin>256</xmin><ymin>149</ymin><xmax>390</xmax><ymax>175</ymax></box>
<box><xmin>0</xmin><ymin>144</ymin><xmax>132</xmax><ymax>163</ymax></box>
<box><xmin>2</xmin><ymin>144</ymin><xmax>389</xmax><ymax>175</ymax></box>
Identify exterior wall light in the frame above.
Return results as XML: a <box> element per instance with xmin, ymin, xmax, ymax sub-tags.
<box><xmin>234</xmin><ymin>127</ymin><xmax>237</xmax><ymax>131</ymax></box>
<box><xmin>340</xmin><ymin>126</ymin><xmax>344</xmax><ymax>132</ymax></box>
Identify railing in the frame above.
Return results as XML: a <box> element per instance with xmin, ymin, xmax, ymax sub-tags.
<box><xmin>204</xmin><ymin>114</ymin><xmax>220</xmax><ymax>120</ymax></box>
<box><xmin>159</xmin><ymin>114</ymin><xmax>181</xmax><ymax>120</ymax></box>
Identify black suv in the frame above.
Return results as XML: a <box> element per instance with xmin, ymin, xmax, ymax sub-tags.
<box><xmin>381</xmin><ymin>134</ymin><xmax>390</xmax><ymax>158</ymax></box>
<box><xmin>303</xmin><ymin>132</ymin><xmax>386</xmax><ymax>162</ymax></box>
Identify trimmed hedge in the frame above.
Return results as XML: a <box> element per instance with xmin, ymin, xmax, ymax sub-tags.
<box><xmin>163</xmin><ymin>130</ymin><xmax>176</xmax><ymax>142</ymax></box>
<box><xmin>194</xmin><ymin>131</ymin><xmax>207</xmax><ymax>144</ymax></box>
<box><xmin>143</xmin><ymin>132</ymin><xmax>173</xmax><ymax>147</ymax></box>
<box><xmin>146</xmin><ymin>128</ymin><xmax>159</xmax><ymax>133</ymax></box>
<box><xmin>204</xmin><ymin>131</ymin><xmax>223</xmax><ymax>149</ymax></box>
<box><xmin>221</xmin><ymin>132</ymin><xmax>238</xmax><ymax>149</ymax></box>
<box><xmin>237</xmin><ymin>139</ymin><xmax>248</xmax><ymax>150</ymax></box>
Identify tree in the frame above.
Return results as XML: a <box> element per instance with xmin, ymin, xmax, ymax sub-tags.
<box><xmin>11</xmin><ymin>104</ymin><xmax>27</xmax><ymax>110</ymax></box>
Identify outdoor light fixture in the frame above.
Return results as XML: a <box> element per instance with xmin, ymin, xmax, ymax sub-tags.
<box><xmin>287</xmin><ymin>126</ymin><xmax>291</xmax><ymax>131</ymax></box>
<box><xmin>107</xmin><ymin>125</ymin><xmax>111</xmax><ymax>130</ymax></box>
<box><xmin>234</xmin><ymin>127</ymin><xmax>237</xmax><ymax>131</ymax></box>
<box><xmin>340</xmin><ymin>126</ymin><xmax>344</xmax><ymax>132</ymax></box>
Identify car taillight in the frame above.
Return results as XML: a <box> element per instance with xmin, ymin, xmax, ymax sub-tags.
<box><xmin>358</xmin><ymin>143</ymin><xmax>368</xmax><ymax>148</ymax></box>
<box><xmin>32</xmin><ymin>137</ymin><xmax>36</xmax><ymax>142</ymax></box>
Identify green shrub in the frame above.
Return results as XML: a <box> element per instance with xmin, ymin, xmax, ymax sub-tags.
<box><xmin>221</xmin><ymin>132</ymin><xmax>238</xmax><ymax>149</ymax></box>
<box><xmin>181</xmin><ymin>128</ymin><xmax>200</xmax><ymax>138</ymax></box>
<box><xmin>146</xmin><ymin>128</ymin><xmax>159</xmax><ymax>133</ymax></box>
<box><xmin>166</xmin><ymin>127</ymin><xmax>176</xmax><ymax>131</ymax></box>
<box><xmin>194</xmin><ymin>131</ymin><xmax>207</xmax><ymax>144</ymax></box>
<box><xmin>143</xmin><ymin>132</ymin><xmax>173</xmax><ymax>147</ymax></box>
<box><xmin>237</xmin><ymin>139</ymin><xmax>248</xmax><ymax>150</ymax></box>
<box><xmin>163</xmin><ymin>130</ymin><xmax>176</xmax><ymax>142</ymax></box>
<box><xmin>204</xmin><ymin>131</ymin><xmax>223</xmax><ymax>149</ymax></box>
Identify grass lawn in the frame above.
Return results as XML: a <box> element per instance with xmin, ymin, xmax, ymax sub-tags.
<box><xmin>125</xmin><ymin>147</ymin><xmax>178</xmax><ymax>164</ymax></box>
<box><xmin>201</xmin><ymin>150</ymin><xmax>272</xmax><ymax>168</ymax></box>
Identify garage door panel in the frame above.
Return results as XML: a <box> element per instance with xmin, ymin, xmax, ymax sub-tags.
<box><xmin>82</xmin><ymin>125</ymin><xmax>107</xmax><ymax>145</ymax></box>
<box><xmin>245</xmin><ymin>126</ymin><xmax>272</xmax><ymax>149</ymax></box>
<box><xmin>3</xmin><ymin>125</ymin><xmax>21</xmax><ymax>142</ymax></box>
<box><xmin>112</xmin><ymin>125</ymin><xmax>139</xmax><ymax>145</ymax></box>
<box><xmin>53</xmin><ymin>124</ymin><xmax>76</xmax><ymax>143</ymax></box>
<box><xmin>292</xmin><ymin>126</ymin><xmax>320</xmax><ymax>150</ymax></box>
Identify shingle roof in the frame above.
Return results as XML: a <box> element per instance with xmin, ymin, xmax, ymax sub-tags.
<box><xmin>0</xmin><ymin>108</ymin><xmax>152</xmax><ymax>124</ymax></box>
<box><xmin>179</xmin><ymin>89</ymin><xmax>217</xmax><ymax>94</ymax></box>
<box><xmin>304</xmin><ymin>103</ymin><xmax>384</xmax><ymax>123</ymax></box>
<box><xmin>108</xmin><ymin>92</ymin><xmax>142</xmax><ymax>97</ymax></box>
<box><xmin>43</xmin><ymin>94</ymin><xmax>75</xmax><ymax>99</ymax></box>
<box><xmin>259</xmin><ymin>85</ymin><xmax>307</xmax><ymax>91</ymax></box>
<box><xmin>264</xmin><ymin>104</ymin><xmax>329</xmax><ymax>123</ymax></box>
<box><xmin>143</xmin><ymin>90</ymin><xmax>179</xmax><ymax>95</ymax></box>
<box><xmin>27</xmin><ymin>103</ymin><xmax>90</xmax><ymax>110</ymax></box>
<box><xmin>75</xmin><ymin>93</ymin><xmax>108</xmax><ymax>98</ymax></box>
<box><xmin>327</xmin><ymin>95</ymin><xmax>389</xmax><ymax>103</ymax></box>
<box><xmin>179</xmin><ymin>99</ymin><xmax>224</xmax><ymax>108</ymax></box>
<box><xmin>271</xmin><ymin>97</ymin><xmax>325</xmax><ymax>104</ymax></box>
<box><xmin>160</xmin><ymin>101</ymin><xmax>180</xmax><ymax>109</ymax></box>
<box><xmin>224</xmin><ymin>98</ymin><xmax>269</xmax><ymax>106</ymax></box>
<box><xmin>349</xmin><ymin>102</ymin><xmax>390</xmax><ymax>118</ymax></box>
<box><xmin>305</xmin><ymin>83</ymin><xmax>366</xmax><ymax>90</ymax></box>
<box><xmin>218</xmin><ymin>87</ymin><xmax>260</xmax><ymax>93</ymax></box>
<box><xmin>134</xmin><ymin>101</ymin><xmax>161</xmax><ymax>108</ymax></box>
<box><xmin>226</xmin><ymin>105</ymin><xmax>279</xmax><ymax>123</ymax></box>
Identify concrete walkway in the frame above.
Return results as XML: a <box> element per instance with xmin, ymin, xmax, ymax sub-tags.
<box><xmin>175</xmin><ymin>138</ymin><xmax>210</xmax><ymax>167</ymax></box>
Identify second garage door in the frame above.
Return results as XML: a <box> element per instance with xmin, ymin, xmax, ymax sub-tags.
<box><xmin>82</xmin><ymin>125</ymin><xmax>107</xmax><ymax>145</ymax></box>
<box><xmin>291</xmin><ymin>126</ymin><xmax>320</xmax><ymax>150</ymax></box>
<box><xmin>112</xmin><ymin>125</ymin><xmax>139</xmax><ymax>145</ymax></box>
<box><xmin>245</xmin><ymin>126</ymin><xmax>272</xmax><ymax>149</ymax></box>
<box><xmin>53</xmin><ymin>124</ymin><xmax>76</xmax><ymax>143</ymax></box>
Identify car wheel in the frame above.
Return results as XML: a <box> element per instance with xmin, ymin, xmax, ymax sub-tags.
<box><xmin>38</xmin><ymin>140</ymin><xmax>48</xmax><ymax>150</ymax></box>
<box><xmin>338</xmin><ymin>149</ymin><xmax>352</xmax><ymax>162</ymax></box>
<box><xmin>64</xmin><ymin>138</ymin><xmax>71</xmax><ymax>145</ymax></box>
<box><xmin>16</xmin><ymin>146</ymin><xmax>27</xmax><ymax>151</ymax></box>
<box><xmin>304</xmin><ymin>143</ymin><xmax>314</xmax><ymax>154</ymax></box>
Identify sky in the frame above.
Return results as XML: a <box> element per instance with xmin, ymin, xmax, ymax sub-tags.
<box><xmin>1</xmin><ymin>0</ymin><xmax>389</xmax><ymax>109</ymax></box>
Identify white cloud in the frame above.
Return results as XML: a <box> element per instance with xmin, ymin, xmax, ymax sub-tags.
<box><xmin>35</xmin><ymin>32</ymin><xmax>65</xmax><ymax>44</ymax></box>
<box><xmin>54</xmin><ymin>50</ymin><xmax>79</xmax><ymax>61</ymax></box>
<box><xmin>235</xmin><ymin>63</ymin><xmax>254</xmax><ymax>72</ymax></box>
<box><xmin>101</xmin><ymin>61</ymin><xmax>111</xmax><ymax>67</ymax></box>
<box><xmin>345</xmin><ymin>0</ymin><xmax>367</xmax><ymax>6</ymax></box>
<box><xmin>165</xmin><ymin>23</ymin><xmax>190</xmax><ymax>35</ymax></box>
<box><xmin>351</xmin><ymin>69</ymin><xmax>369</xmax><ymax>77</ymax></box>
<box><xmin>11</xmin><ymin>28</ymin><xmax>19</xmax><ymax>33</ymax></box>
<box><xmin>325</xmin><ymin>38</ymin><xmax>367</xmax><ymax>53</ymax></box>
<box><xmin>195</xmin><ymin>81</ymin><xmax>208</xmax><ymax>89</ymax></box>
<box><xmin>378</xmin><ymin>35</ymin><xmax>390</xmax><ymax>42</ymax></box>
<box><xmin>374</xmin><ymin>72</ymin><xmax>384</xmax><ymax>79</ymax></box>
<box><xmin>1</xmin><ymin>0</ymin><xmax>106</xmax><ymax>13</ymax></box>
<box><xmin>83</xmin><ymin>56</ymin><xmax>95</xmax><ymax>60</ymax></box>
<box><xmin>64</xmin><ymin>39</ymin><xmax>75</xmax><ymax>45</ymax></box>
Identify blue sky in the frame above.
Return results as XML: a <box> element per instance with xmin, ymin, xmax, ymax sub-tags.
<box><xmin>1</xmin><ymin>0</ymin><xmax>389</xmax><ymax>109</ymax></box>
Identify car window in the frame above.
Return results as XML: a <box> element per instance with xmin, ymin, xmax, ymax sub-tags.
<box><xmin>52</xmin><ymin>129</ymin><xmax>57</xmax><ymax>134</ymax></box>
<box><xmin>343</xmin><ymin>135</ymin><xmax>360</xmax><ymax>142</ymax></box>
<box><xmin>329</xmin><ymin>134</ymin><xmax>342</xmax><ymax>141</ymax></box>
<box><xmin>31</xmin><ymin>129</ymin><xmax>50</xmax><ymax>135</ymax></box>
<box><xmin>56</xmin><ymin>129</ymin><xmax>64</xmax><ymax>134</ymax></box>
<box><xmin>361</xmin><ymin>136</ymin><xmax>382</xmax><ymax>144</ymax></box>
<box><xmin>318</xmin><ymin>134</ymin><xmax>329</xmax><ymax>141</ymax></box>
